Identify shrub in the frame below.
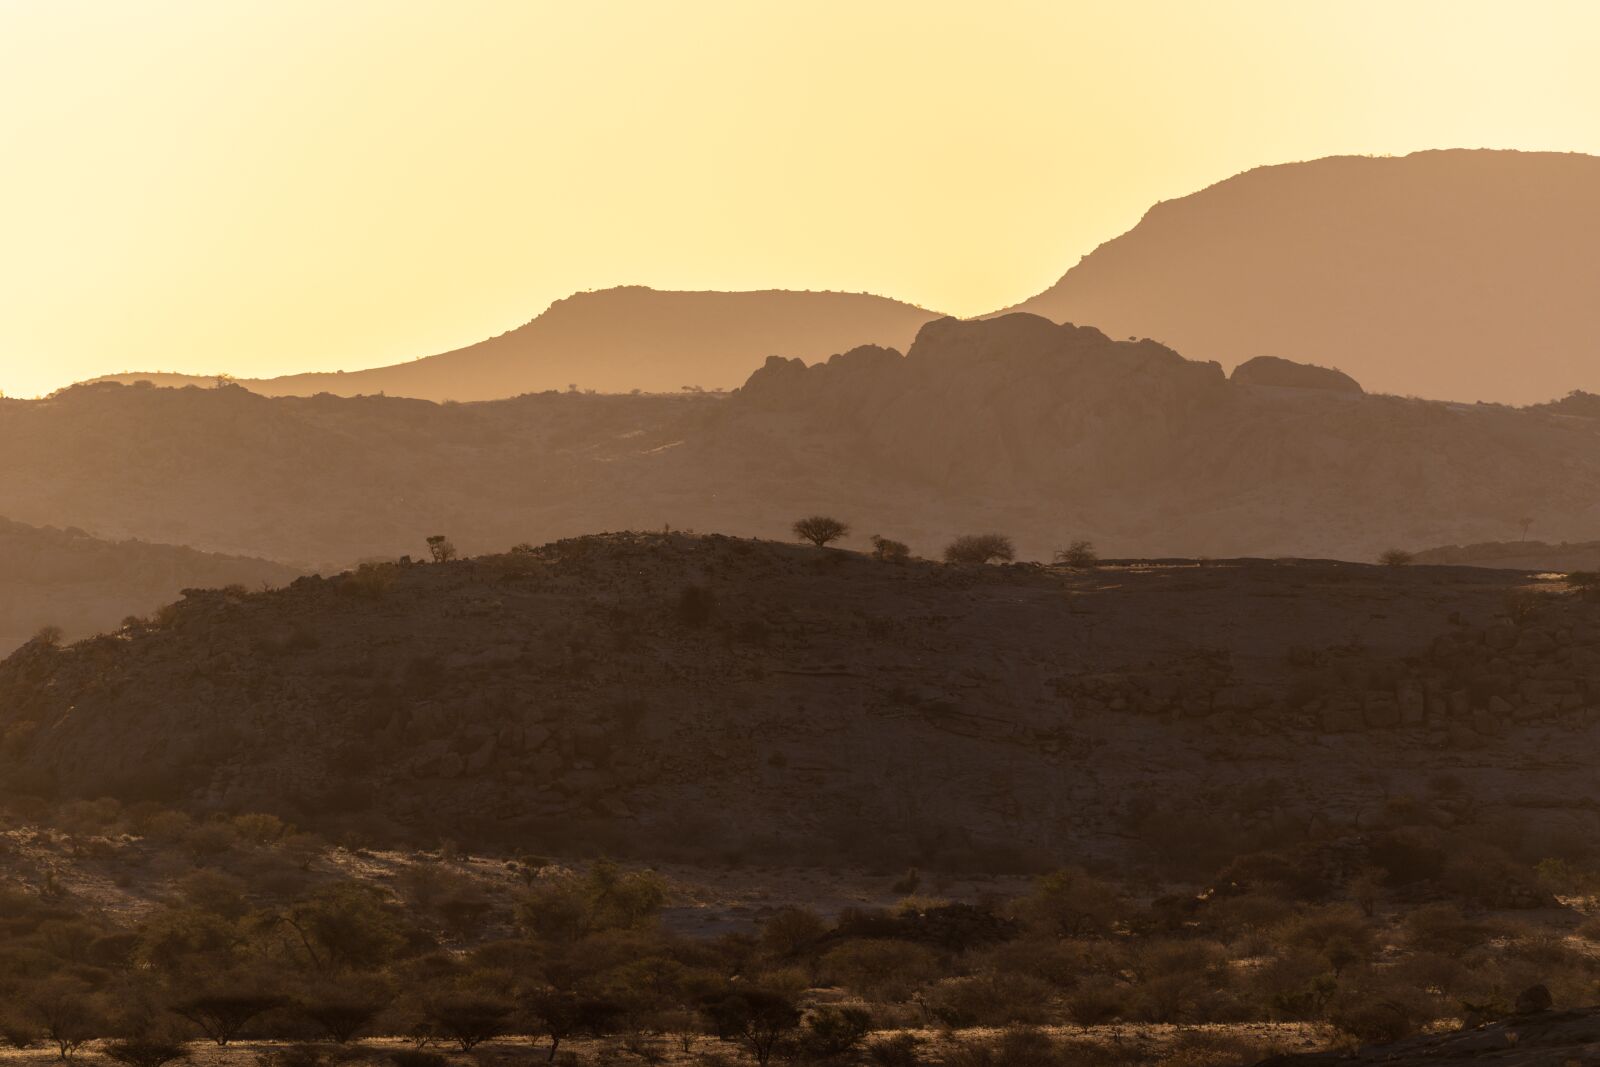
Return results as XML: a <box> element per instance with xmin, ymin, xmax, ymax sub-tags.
<box><xmin>341</xmin><ymin>563</ymin><xmax>396</xmax><ymax>599</ymax></box>
<box><xmin>421</xmin><ymin>992</ymin><xmax>514</xmax><ymax>1052</ymax></box>
<box><xmin>425</xmin><ymin>535</ymin><xmax>457</xmax><ymax>563</ymax></box>
<box><xmin>759</xmin><ymin>906</ymin><xmax>827</xmax><ymax>957</ymax></box>
<box><xmin>22</xmin><ymin>979</ymin><xmax>103</xmax><ymax>1061</ymax></box>
<box><xmin>820</xmin><ymin>939</ymin><xmax>940</xmax><ymax>1001</ymax></box>
<box><xmin>1054</xmin><ymin>540</ymin><xmax>1099</xmax><ymax>568</ymax></box>
<box><xmin>702</xmin><ymin>988</ymin><xmax>802</xmax><ymax>1067</ymax></box>
<box><xmin>1063</xmin><ymin>982</ymin><xmax>1127</xmax><ymax>1028</ymax></box>
<box><xmin>793</xmin><ymin>516</ymin><xmax>850</xmax><ymax>547</ymax></box>
<box><xmin>924</xmin><ymin>972</ymin><xmax>1055</xmax><ymax>1027</ymax></box>
<box><xmin>297</xmin><ymin>986</ymin><xmax>391</xmax><ymax>1043</ymax></box>
<box><xmin>102</xmin><ymin>1041</ymin><xmax>189</xmax><ymax>1067</ymax></box>
<box><xmin>865</xmin><ymin>1032</ymin><xmax>923</xmax><ymax>1067</ymax></box>
<box><xmin>515</xmin><ymin>860</ymin><xmax>667</xmax><ymax>943</ymax></box>
<box><xmin>944</xmin><ymin>1028</ymin><xmax>1062</xmax><ymax>1067</ymax></box>
<box><xmin>522</xmin><ymin>989</ymin><xmax>623</xmax><ymax>1060</ymax></box>
<box><xmin>870</xmin><ymin>535</ymin><xmax>910</xmax><ymax>563</ymax></box>
<box><xmin>0</xmin><ymin>1016</ymin><xmax>40</xmax><ymax>1050</ymax></box>
<box><xmin>802</xmin><ymin>1006</ymin><xmax>873</xmax><ymax>1058</ymax></box>
<box><xmin>1015</xmin><ymin>868</ymin><xmax>1124</xmax><ymax>938</ymax></box>
<box><xmin>943</xmin><ymin>533</ymin><xmax>1015</xmax><ymax>564</ymax></box>
<box><xmin>1324</xmin><ymin>973</ymin><xmax>1434</xmax><ymax>1044</ymax></box>
<box><xmin>1378</xmin><ymin>549</ymin><xmax>1415</xmax><ymax>566</ymax></box>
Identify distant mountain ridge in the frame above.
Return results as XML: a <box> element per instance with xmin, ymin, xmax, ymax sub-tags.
<box><xmin>1004</xmin><ymin>149</ymin><xmax>1600</xmax><ymax>404</ymax></box>
<box><xmin>16</xmin><ymin>314</ymin><xmax>1600</xmax><ymax>566</ymax></box>
<box><xmin>90</xmin><ymin>286</ymin><xmax>942</xmax><ymax>401</ymax></box>
<box><xmin>86</xmin><ymin>150</ymin><xmax>1600</xmax><ymax>406</ymax></box>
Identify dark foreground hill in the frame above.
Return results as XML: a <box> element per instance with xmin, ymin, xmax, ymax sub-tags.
<box><xmin>89</xmin><ymin>286</ymin><xmax>942</xmax><ymax>400</ymax></box>
<box><xmin>0</xmin><ymin>516</ymin><xmax>298</xmax><ymax>656</ymax></box>
<box><xmin>3</xmin><ymin>532</ymin><xmax>1598</xmax><ymax>873</ymax></box>
<box><xmin>1006</xmin><ymin>149</ymin><xmax>1600</xmax><ymax>404</ymax></box>
<box><xmin>7</xmin><ymin>314</ymin><xmax>1600</xmax><ymax>567</ymax></box>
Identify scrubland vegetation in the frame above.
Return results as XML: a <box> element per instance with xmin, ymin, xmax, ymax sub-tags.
<box><xmin>4</xmin><ymin>782</ymin><xmax>1600</xmax><ymax>1067</ymax></box>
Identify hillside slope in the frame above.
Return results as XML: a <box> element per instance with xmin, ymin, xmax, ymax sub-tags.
<box><xmin>90</xmin><ymin>286</ymin><xmax>942</xmax><ymax>400</ymax></box>
<box><xmin>0</xmin><ymin>517</ymin><xmax>299</xmax><ymax>655</ymax></box>
<box><xmin>1005</xmin><ymin>149</ymin><xmax>1600</xmax><ymax>404</ymax></box>
<box><xmin>2</xmin><ymin>534</ymin><xmax>1597</xmax><ymax>871</ymax></box>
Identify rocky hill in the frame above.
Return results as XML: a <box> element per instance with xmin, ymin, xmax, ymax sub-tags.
<box><xmin>2</xmin><ymin>532</ymin><xmax>1598</xmax><ymax>874</ymax></box>
<box><xmin>1004</xmin><ymin>149</ymin><xmax>1600</xmax><ymax>404</ymax></box>
<box><xmin>0</xmin><ymin>516</ymin><xmax>299</xmax><ymax>656</ymax></box>
<box><xmin>89</xmin><ymin>286</ymin><xmax>941</xmax><ymax>400</ymax></box>
<box><xmin>12</xmin><ymin>313</ymin><xmax>1600</xmax><ymax>566</ymax></box>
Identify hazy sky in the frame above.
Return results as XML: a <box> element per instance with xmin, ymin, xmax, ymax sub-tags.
<box><xmin>3</xmin><ymin>0</ymin><xmax>1598</xmax><ymax>397</ymax></box>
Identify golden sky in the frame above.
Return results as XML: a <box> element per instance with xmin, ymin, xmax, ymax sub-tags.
<box><xmin>2</xmin><ymin>0</ymin><xmax>1597</xmax><ymax>398</ymax></box>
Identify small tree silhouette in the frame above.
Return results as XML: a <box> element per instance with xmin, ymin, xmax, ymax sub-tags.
<box><xmin>944</xmin><ymin>534</ymin><xmax>1015</xmax><ymax>565</ymax></box>
<box><xmin>1378</xmin><ymin>548</ymin><xmax>1415</xmax><ymax>567</ymax></box>
<box><xmin>870</xmin><ymin>534</ymin><xmax>910</xmax><ymax>563</ymax></box>
<box><xmin>425</xmin><ymin>535</ymin><xmax>457</xmax><ymax>563</ymax></box>
<box><xmin>793</xmin><ymin>516</ymin><xmax>849</xmax><ymax>548</ymax></box>
<box><xmin>1055</xmin><ymin>540</ymin><xmax>1099</xmax><ymax>568</ymax></box>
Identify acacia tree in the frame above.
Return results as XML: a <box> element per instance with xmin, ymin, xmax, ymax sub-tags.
<box><xmin>792</xmin><ymin>516</ymin><xmax>849</xmax><ymax>548</ymax></box>
<box><xmin>425</xmin><ymin>535</ymin><xmax>457</xmax><ymax>563</ymax></box>
<box><xmin>943</xmin><ymin>533</ymin><xmax>1015</xmax><ymax>565</ymax></box>
<box><xmin>522</xmin><ymin>990</ymin><xmax>622</xmax><ymax>1062</ymax></box>
<box><xmin>421</xmin><ymin>992</ymin><xmax>514</xmax><ymax>1052</ymax></box>
<box><xmin>171</xmin><ymin>992</ymin><xmax>286</xmax><ymax>1046</ymax></box>
<box><xmin>703</xmin><ymin>989</ymin><xmax>802</xmax><ymax>1067</ymax></box>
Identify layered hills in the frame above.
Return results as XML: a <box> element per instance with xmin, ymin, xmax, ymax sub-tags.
<box><xmin>89</xmin><ymin>286</ymin><xmax>942</xmax><ymax>401</ymax></box>
<box><xmin>0</xmin><ymin>516</ymin><xmax>298</xmax><ymax>656</ymax></box>
<box><xmin>1</xmin><ymin>532</ymin><xmax>1596</xmax><ymax>874</ymax></box>
<box><xmin>1007</xmin><ymin>149</ymin><xmax>1600</xmax><ymax>404</ymax></box>
<box><xmin>8</xmin><ymin>314</ymin><xmax>1599</xmax><ymax>567</ymax></box>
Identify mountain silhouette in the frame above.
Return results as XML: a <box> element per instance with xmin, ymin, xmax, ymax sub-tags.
<box><xmin>21</xmin><ymin>316</ymin><xmax>1600</xmax><ymax>568</ymax></box>
<box><xmin>1003</xmin><ymin>149</ymin><xmax>1600</xmax><ymax>404</ymax></box>
<box><xmin>91</xmin><ymin>286</ymin><xmax>941</xmax><ymax>400</ymax></box>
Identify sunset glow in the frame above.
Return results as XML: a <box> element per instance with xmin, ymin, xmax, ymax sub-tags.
<box><xmin>2</xmin><ymin>0</ymin><xmax>1597</xmax><ymax>396</ymax></box>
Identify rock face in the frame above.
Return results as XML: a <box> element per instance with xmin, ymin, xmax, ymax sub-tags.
<box><xmin>1231</xmin><ymin>356</ymin><xmax>1362</xmax><ymax>393</ymax></box>
<box><xmin>89</xmin><ymin>286</ymin><xmax>942</xmax><ymax>400</ymax></box>
<box><xmin>1004</xmin><ymin>149</ymin><xmax>1600</xmax><ymax>404</ymax></box>
<box><xmin>4</xmin><ymin>533</ymin><xmax>1600</xmax><ymax>870</ymax></box>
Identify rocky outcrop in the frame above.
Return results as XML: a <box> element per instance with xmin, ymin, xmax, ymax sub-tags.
<box><xmin>1231</xmin><ymin>356</ymin><xmax>1362</xmax><ymax>393</ymax></box>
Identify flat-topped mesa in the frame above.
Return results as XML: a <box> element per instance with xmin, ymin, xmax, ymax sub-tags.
<box><xmin>1231</xmin><ymin>355</ymin><xmax>1364</xmax><ymax>393</ymax></box>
